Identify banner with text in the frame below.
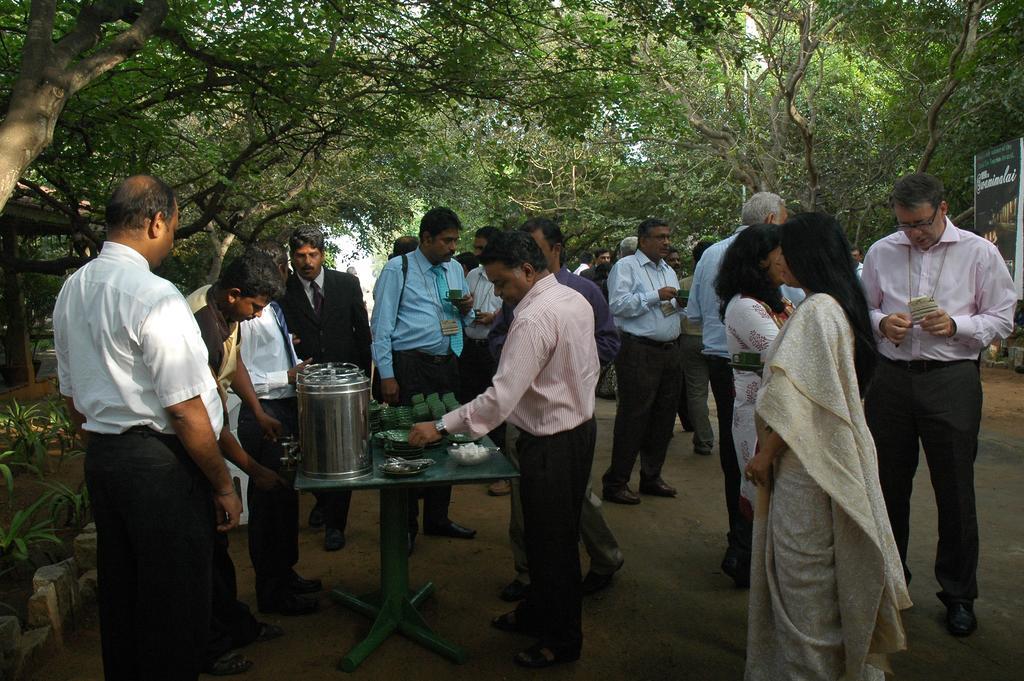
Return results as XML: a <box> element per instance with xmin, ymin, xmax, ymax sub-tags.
<box><xmin>975</xmin><ymin>138</ymin><xmax>1023</xmax><ymax>299</ymax></box>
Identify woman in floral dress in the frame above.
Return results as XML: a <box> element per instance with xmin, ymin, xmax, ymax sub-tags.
<box><xmin>715</xmin><ymin>224</ymin><xmax>794</xmax><ymax>520</ymax></box>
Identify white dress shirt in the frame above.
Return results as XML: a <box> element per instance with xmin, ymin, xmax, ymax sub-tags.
<box><xmin>240</xmin><ymin>303</ymin><xmax>299</xmax><ymax>399</ymax></box>
<box><xmin>53</xmin><ymin>241</ymin><xmax>223</xmax><ymax>436</ymax></box>
<box><xmin>464</xmin><ymin>265</ymin><xmax>502</xmax><ymax>340</ymax></box>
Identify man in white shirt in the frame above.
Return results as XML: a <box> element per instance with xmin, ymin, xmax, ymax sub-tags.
<box><xmin>235</xmin><ymin>242</ymin><xmax>320</xmax><ymax>617</ymax></box>
<box><xmin>573</xmin><ymin>251</ymin><xmax>593</xmax><ymax>275</ymax></box>
<box><xmin>53</xmin><ymin>176</ymin><xmax>240</xmax><ymax>681</ymax></box>
<box><xmin>462</xmin><ymin>226</ymin><xmax>507</xmax><ymax>495</ymax></box>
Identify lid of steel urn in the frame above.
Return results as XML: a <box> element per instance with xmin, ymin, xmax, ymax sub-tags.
<box><xmin>296</xmin><ymin>362</ymin><xmax>368</xmax><ymax>389</ymax></box>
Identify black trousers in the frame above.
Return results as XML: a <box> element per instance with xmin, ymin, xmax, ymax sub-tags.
<box><xmin>515</xmin><ymin>418</ymin><xmax>596</xmax><ymax>656</ymax></box>
<box><xmin>239</xmin><ymin>398</ymin><xmax>300</xmax><ymax>610</ymax></box>
<box><xmin>86</xmin><ymin>429</ymin><xmax>214</xmax><ymax>681</ymax></box>
<box><xmin>205</xmin><ymin>532</ymin><xmax>261</xmax><ymax>667</ymax></box>
<box><xmin>603</xmin><ymin>335</ymin><xmax>682</xmax><ymax>490</ymax></box>
<box><xmin>457</xmin><ymin>337</ymin><xmax>506</xmax><ymax>449</ymax></box>
<box><xmin>393</xmin><ymin>349</ymin><xmax>460</xmax><ymax>532</ymax></box>
<box><xmin>676</xmin><ymin>377</ymin><xmax>692</xmax><ymax>431</ymax></box>
<box><xmin>706</xmin><ymin>355</ymin><xmax>752</xmax><ymax>562</ymax></box>
<box><xmin>457</xmin><ymin>337</ymin><xmax>495</xmax><ymax>403</ymax></box>
<box><xmin>865</xmin><ymin>358</ymin><xmax>982</xmax><ymax>605</ymax></box>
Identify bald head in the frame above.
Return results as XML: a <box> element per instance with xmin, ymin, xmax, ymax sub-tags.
<box><xmin>106</xmin><ymin>175</ymin><xmax>177</xmax><ymax>234</ymax></box>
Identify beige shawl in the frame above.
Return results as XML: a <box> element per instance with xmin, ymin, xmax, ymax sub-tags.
<box><xmin>754</xmin><ymin>293</ymin><xmax>911</xmax><ymax>676</ymax></box>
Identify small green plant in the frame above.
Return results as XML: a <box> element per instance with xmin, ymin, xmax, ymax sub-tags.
<box><xmin>0</xmin><ymin>493</ymin><xmax>61</xmax><ymax>564</ymax></box>
<box><xmin>42</xmin><ymin>395</ymin><xmax>83</xmax><ymax>469</ymax></box>
<box><xmin>0</xmin><ymin>450</ymin><xmax>17</xmax><ymax>501</ymax></box>
<box><xmin>43</xmin><ymin>480</ymin><xmax>91</xmax><ymax>529</ymax></box>
<box><xmin>0</xmin><ymin>399</ymin><xmax>48</xmax><ymax>474</ymax></box>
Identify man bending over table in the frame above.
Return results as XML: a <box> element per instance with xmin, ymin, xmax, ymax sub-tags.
<box><xmin>410</xmin><ymin>230</ymin><xmax>599</xmax><ymax>669</ymax></box>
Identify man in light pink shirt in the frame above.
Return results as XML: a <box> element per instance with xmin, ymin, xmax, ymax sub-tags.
<box><xmin>410</xmin><ymin>230</ymin><xmax>599</xmax><ymax>669</ymax></box>
<box><xmin>862</xmin><ymin>172</ymin><xmax>1016</xmax><ymax>638</ymax></box>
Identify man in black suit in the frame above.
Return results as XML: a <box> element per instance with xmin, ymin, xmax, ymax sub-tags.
<box><xmin>280</xmin><ymin>225</ymin><xmax>372</xmax><ymax>551</ymax></box>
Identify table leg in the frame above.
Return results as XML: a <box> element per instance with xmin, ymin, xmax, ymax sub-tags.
<box><xmin>334</xmin><ymin>487</ymin><xmax>466</xmax><ymax>672</ymax></box>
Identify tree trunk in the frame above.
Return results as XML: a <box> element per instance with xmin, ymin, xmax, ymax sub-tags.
<box><xmin>0</xmin><ymin>90</ymin><xmax>64</xmax><ymax>217</ymax></box>
<box><xmin>1</xmin><ymin>223</ymin><xmax>34</xmax><ymax>386</ymax></box>
<box><xmin>0</xmin><ymin>0</ymin><xmax>170</xmax><ymax>216</ymax></box>
<box><xmin>205</xmin><ymin>231</ymin><xmax>236</xmax><ymax>284</ymax></box>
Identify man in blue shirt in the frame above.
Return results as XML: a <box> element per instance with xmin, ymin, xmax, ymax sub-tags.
<box><xmin>601</xmin><ymin>218</ymin><xmax>682</xmax><ymax>505</ymax></box>
<box><xmin>686</xmin><ymin>191</ymin><xmax>790</xmax><ymax>588</ymax></box>
<box><xmin>371</xmin><ymin>207</ymin><xmax>477</xmax><ymax>548</ymax></box>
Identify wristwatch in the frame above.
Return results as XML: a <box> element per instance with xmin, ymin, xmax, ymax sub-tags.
<box><xmin>434</xmin><ymin>419</ymin><xmax>449</xmax><ymax>437</ymax></box>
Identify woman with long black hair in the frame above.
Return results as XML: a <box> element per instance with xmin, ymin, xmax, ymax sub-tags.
<box><xmin>716</xmin><ymin>223</ymin><xmax>794</xmax><ymax>524</ymax></box>
<box><xmin>744</xmin><ymin>213</ymin><xmax>911</xmax><ymax>681</ymax></box>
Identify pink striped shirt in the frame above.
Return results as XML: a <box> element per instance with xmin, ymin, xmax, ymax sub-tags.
<box><xmin>443</xmin><ymin>274</ymin><xmax>599</xmax><ymax>437</ymax></box>
<box><xmin>862</xmin><ymin>218</ymin><xmax>1016</xmax><ymax>361</ymax></box>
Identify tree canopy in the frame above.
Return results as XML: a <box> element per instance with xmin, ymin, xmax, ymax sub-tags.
<box><xmin>1</xmin><ymin>0</ymin><xmax>1021</xmax><ymax>380</ymax></box>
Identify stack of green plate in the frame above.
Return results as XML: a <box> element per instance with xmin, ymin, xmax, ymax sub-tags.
<box><xmin>379</xmin><ymin>429</ymin><xmax>425</xmax><ymax>458</ymax></box>
<box><xmin>368</xmin><ymin>401</ymin><xmax>383</xmax><ymax>432</ymax></box>
<box><xmin>441</xmin><ymin>392</ymin><xmax>459</xmax><ymax>411</ymax></box>
<box><xmin>381</xmin><ymin>406</ymin><xmax>414</xmax><ymax>430</ymax></box>
<box><xmin>423</xmin><ymin>393</ymin><xmax>443</xmax><ymax>420</ymax></box>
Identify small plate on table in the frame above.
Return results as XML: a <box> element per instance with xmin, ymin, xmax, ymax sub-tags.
<box><xmin>381</xmin><ymin>458</ymin><xmax>435</xmax><ymax>476</ymax></box>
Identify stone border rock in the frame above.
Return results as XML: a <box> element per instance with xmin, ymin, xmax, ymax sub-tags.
<box><xmin>0</xmin><ymin>523</ymin><xmax>98</xmax><ymax>679</ymax></box>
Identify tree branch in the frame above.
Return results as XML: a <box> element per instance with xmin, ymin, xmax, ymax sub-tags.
<box><xmin>62</xmin><ymin>0</ymin><xmax>168</xmax><ymax>94</ymax></box>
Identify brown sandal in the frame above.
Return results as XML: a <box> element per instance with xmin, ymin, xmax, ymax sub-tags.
<box><xmin>514</xmin><ymin>643</ymin><xmax>579</xmax><ymax>668</ymax></box>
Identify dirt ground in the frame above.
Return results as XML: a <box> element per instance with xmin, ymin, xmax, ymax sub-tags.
<box><xmin>26</xmin><ymin>367</ymin><xmax>1024</xmax><ymax>681</ymax></box>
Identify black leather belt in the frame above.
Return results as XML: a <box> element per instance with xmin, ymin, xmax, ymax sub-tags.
<box><xmin>881</xmin><ymin>356</ymin><xmax>976</xmax><ymax>373</ymax></box>
<box><xmin>622</xmin><ymin>332</ymin><xmax>679</xmax><ymax>351</ymax></box>
<box><xmin>464</xmin><ymin>337</ymin><xmax>490</xmax><ymax>345</ymax></box>
<box><xmin>92</xmin><ymin>425</ymin><xmax>178</xmax><ymax>444</ymax></box>
<box><xmin>396</xmin><ymin>349</ymin><xmax>455</xmax><ymax>364</ymax></box>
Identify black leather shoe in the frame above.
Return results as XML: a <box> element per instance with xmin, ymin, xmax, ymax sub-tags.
<box><xmin>499</xmin><ymin>579</ymin><xmax>530</xmax><ymax>602</ymax></box>
<box><xmin>582</xmin><ymin>559</ymin><xmax>623</xmax><ymax>596</ymax></box>
<box><xmin>638</xmin><ymin>478</ymin><xmax>677</xmax><ymax>497</ymax></box>
<box><xmin>308</xmin><ymin>504</ymin><xmax>325</xmax><ymax>529</ymax></box>
<box><xmin>259</xmin><ymin>593</ymin><xmax>318</xmax><ymax>616</ymax></box>
<box><xmin>289</xmin><ymin>575</ymin><xmax>322</xmax><ymax>595</ymax></box>
<box><xmin>324</xmin><ymin>528</ymin><xmax>346</xmax><ymax>552</ymax></box>
<box><xmin>581</xmin><ymin>570</ymin><xmax>614</xmax><ymax>595</ymax></box>
<box><xmin>423</xmin><ymin>521</ymin><xmax>477</xmax><ymax>539</ymax></box>
<box><xmin>946</xmin><ymin>603</ymin><xmax>977</xmax><ymax>637</ymax></box>
<box><xmin>602</xmin><ymin>486</ymin><xmax>641</xmax><ymax>505</ymax></box>
<box><xmin>721</xmin><ymin>554</ymin><xmax>750</xmax><ymax>588</ymax></box>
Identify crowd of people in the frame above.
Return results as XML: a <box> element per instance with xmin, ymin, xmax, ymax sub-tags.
<box><xmin>51</xmin><ymin>171</ymin><xmax>1016</xmax><ymax>679</ymax></box>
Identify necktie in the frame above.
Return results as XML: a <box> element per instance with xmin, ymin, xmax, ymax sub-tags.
<box><xmin>431</xmin><ymin>265</ymin><xmax>463</xmax><ymax>357</ymax></box>
<box><xmin>270</xmin><ymin>301</ymin><xmax>297</xmax><ymax>367</ymax></box>
<box><xmin>310</xmin><ymin>280</ymin><xmax>324</xmax><ymax>317</ymax></box>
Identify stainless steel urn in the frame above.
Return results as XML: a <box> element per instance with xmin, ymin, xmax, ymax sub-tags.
<box><xmin>296</xmin><ymin>363</ymin><xmax>371</xmax><ymax>479</ymax></box>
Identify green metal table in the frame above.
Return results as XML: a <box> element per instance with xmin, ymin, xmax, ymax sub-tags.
<box><xmin>294</xmin><ymin>437</ymin><xmax>518</xmax><ymax>672</ymax></box>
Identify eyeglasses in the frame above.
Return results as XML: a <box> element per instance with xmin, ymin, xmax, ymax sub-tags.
<box><xmin>895</xmin><ymin>207</ymin><xmax>938</xmax><ymax>233</ymax></box>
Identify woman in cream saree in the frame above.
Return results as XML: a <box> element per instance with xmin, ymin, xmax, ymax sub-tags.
<box><xmin>744</xmin><ymin>213</ymin><xmax>911</xmax><ymax>681</ymax></box>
